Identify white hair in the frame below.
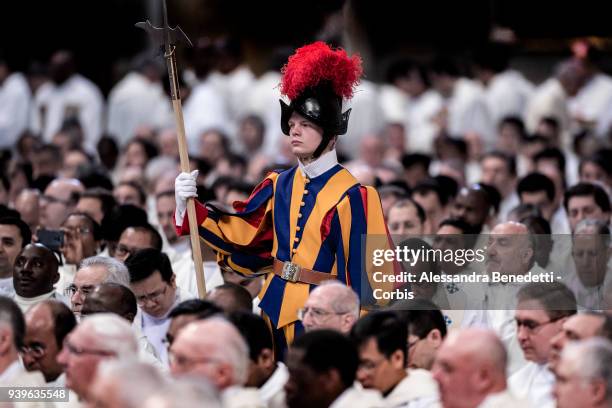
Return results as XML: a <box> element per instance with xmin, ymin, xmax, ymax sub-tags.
<box><xmin>315</xmin><ymin>280</ymin><xmax>360</xmax><ymax>320</ymax></box>
<box><xmin>79</xmin><ymin>256</ymin><xmax>130</xmax><ymax>287</ymax></box>
<box><xmin>145</xmin><ymin>157</ymin><xmax>179</xmax><ymax>189</ymax></box>
<box><xmin>79</xmin><ymin>313</ymin><xmax>138</xmax><ymax>358</ymax></box>
<box><xmin>562</xmin><ymin>338</ymin><xmax>612</xmax><ymax>401</ymax></box>
<box><xmin>186</xmin><ymin>317</ymin><xmax>250</xmax><ymax>386</ymax></box>
<box><xmin>144</xmin><ymin>377</ymin><xmax>221</xmax><ymax>408</ymax></box>
<box><xmin>96</xmin><ymin>359</ymin><xmax>166</xmax><ymax>408</ymax></box>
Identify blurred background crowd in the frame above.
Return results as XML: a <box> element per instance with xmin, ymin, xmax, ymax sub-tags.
<box><xmin>2</xmin><ymin>0</ymin><xmax>612</xmax><ymax>407</ymax></box>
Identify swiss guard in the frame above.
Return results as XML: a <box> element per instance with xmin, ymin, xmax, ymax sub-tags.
<box><xmin>175</xmin><ymin>41</ymin><xmax>396</xmax><ymax>353</ymax></box>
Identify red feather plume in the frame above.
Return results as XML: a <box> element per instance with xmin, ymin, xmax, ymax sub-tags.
<box><xmin>280</xmin><ymin>41</ymin><xmax>362</xmax><ymax>100</ymax></box>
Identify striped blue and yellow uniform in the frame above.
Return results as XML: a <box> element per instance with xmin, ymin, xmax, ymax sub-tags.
<box><xmin>180</xmin><ymin>163</ymin><xmax>395</xmax><ymax>348</ymax></box>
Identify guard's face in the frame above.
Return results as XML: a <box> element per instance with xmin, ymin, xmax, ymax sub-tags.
<box><xmin>288</xmin><ymin>112</ymin><xmax>324</xmax><ymax>159</ymax></box>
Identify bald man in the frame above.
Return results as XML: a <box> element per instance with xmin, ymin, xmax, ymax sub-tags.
<box><xmin>81</xmin><ymin>283</ymin><xmax>164</xmax><ymax>370</ymax></box>
<box><xmin>299</xmin><ymin>281</ymin><xmax>360</xmax><ymax>334</ymax></box>
<box><xmin>169</xmin><ymin>317</ymin><xmax>264</xmax><ymax>405</ymax></box>
<box><xmin>81</xmin><ymin>283</ymin><xmax>138</xmax><ymax>322</ymax></box>
<box><xmin>450</xmin><ymin>186</ymin><xmax>496</xmax><ymax>234</ymax></box>
<box><xmin>39</xmin><ymin>178</ymin><xmax>84</xmax><ymax>229</ymax></box>
<box><xmin>432</xmin><ymin>328</ymin><xmax>528</xmax><ymax>408</ymax></box>
<box><xmin>22</xmin><ymin>300</ymin><xmax>76</xmax><ymax>385</ymax></box>
<box><xmin>57</xmin><ymin>313</ymin><xmax>138</xmax><ymax>403</ymax></box>
<box><xmin>485</xmin><ymin>221</ymin><xmax>541</xmax><ymax>375</ymax></box>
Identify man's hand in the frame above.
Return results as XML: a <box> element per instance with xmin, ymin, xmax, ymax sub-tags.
<box><xmin>60</xmin><ymin>227</ymin><xmax>84</xmax><ymax>265</ymax></box>
<box><xmin>175</xmin><ymin>170</ymin><xmax>198</xmax><ymax>225</ymax></box>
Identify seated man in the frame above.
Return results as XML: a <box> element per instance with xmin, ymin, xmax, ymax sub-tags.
<box><xmin>39</xmin><ymin>178</ymin><xmax>84</xmax><ymax>230</ymax></box>
<box><xmin>564</xmin><ymin>182</ymin><xmax>611</xmax><ymax>233</ymax></box>
<box><xmin>165</xmin><ymin>299</ymin><xmax>222</xmax><ymax>348</ymax></box>
<box><xmin>114</xmin><ymin>222</ymin><xmax>198</xmax><ymax>297</ymax></box>
<box><xmin>299</xmin><ymin>280</ymin><xmax>360</xmax><ymax>334</ymax></box>
<box><xmin>57</xmin><ymin>313</ymin><xmax>138</xmax><ymax>404</ymax></box>
<box><xmin>22</xmin><ymin>300</ymin><xmax>76</xmax><ymax>386</ymax></box>
<box><xmin>67</xmin><ymin>255</ymin><xmax>130</xmax><ymax>318</ymax></box>
<box><xmin>0</xmin><ymin>296</ymin><xmax>46</xmax><ymax>387</ymax></box>
<box><xmin>0</xmin><ymin>216</ymin><xmax>31</xmax><ymax>297</ymax></box>
<box><xmin>509</xmin><ymin>282</ymin><xmax>577</xmax><ymax>408</ymax></box>
<box><xmin>12</xmin><ymin>243</ymin><xmax>66</xmax><ymax>312</ymax></box>
<box><xmin>144</xmin><ymin>377</ymin><xmax>221</xmax><ymax>407</ymax></box>
<box><xmin>351</xmin><ymin>311</ymin><xmax>440</xmax><ymax>407</ymax></box>
<box><xmin>549</xmin><ymin>311</ymin><xmax>612</xmax><ymax>374</ymax></box>
<box><xmin>386</xmin><ymin>198</ymin><xmax>426</xmax><ymax>238</ymax></box>
<box><xmin>169</xmin><ymin>317</ymin><xmax>264</xmax><ymax>406</ymax></box>
<box><xmin>432</xmin><ymin>328</ymin><xmax>528</xmax><ymax>407</ymax></box>
<box><xmin>393</xmin><ymin>299</ymin><xmax>447</xmax><ymax>370</ymax></box>
<box><xmin>285</xmin><ymin>330</ymin><xmax>383</xmax><ymax>408</ymax></box>
<box><xmin>81</xmin><ymin>282</ymin><xmax>164</xmax><ymax>369</ymax></box>
<box><xmin>56</xmin><ymin>211</ymin><xmax>102</xmax><ymax>293</ymax></box>
<box><xmin>554</xmin><ymin>338</ymin><xmax>612</xmax><ymax>408</ymax></box>
<box><xmin>87</xmin><ymin>360</ymin><xmax>166</xmax><ymax>408</ymax></box>
<box><xmin>208</xmin><ymin>282</ymin><xmax>254</xmax><ymax>314</ymax></box>
<box><xmin>229</xmin><ymin>311</ymin><xmax>288</xmax><ymax>408</ymax></box>
<box><xmin>125</xmin><ymin>248</ymin><xmax>193</xmax><ymax>364</ymax></box>
<box><xmin>569</xmin><ymin>219</ymin><xmax>611</xmax><ymax>310</ymax></box>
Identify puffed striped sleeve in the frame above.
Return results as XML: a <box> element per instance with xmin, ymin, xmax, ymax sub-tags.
<box><xmin>176</xmin><ymin>172</ymin><xmax>279</xmax><ymax>276</ymax></box>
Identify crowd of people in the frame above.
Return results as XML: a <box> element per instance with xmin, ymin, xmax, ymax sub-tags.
<box><xmin>1</xmin><ymin>33</ymin><xmax>612</xmax><ymax>408</ymax></box>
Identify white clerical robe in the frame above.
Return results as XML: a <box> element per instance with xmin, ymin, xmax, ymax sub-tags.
<box><xmin>509</xmin><ymin>362</ymin><xmax>555</xmax><ymax>408</ymax></box>
<box><xmin>0</xmin><ymin>72</ymin><xmax>31</xmax><ymax>149</ymax></box>
<box><xmin>30</xmin><ymin>74</ymin><xmax>104</xmax><ymax>152</ymax></box>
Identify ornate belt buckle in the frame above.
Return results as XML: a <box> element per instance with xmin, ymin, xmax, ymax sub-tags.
<box><xmin>282</xmin><ymin>261</ymin><xmax>301</xmax><ymax>282</ymax></box>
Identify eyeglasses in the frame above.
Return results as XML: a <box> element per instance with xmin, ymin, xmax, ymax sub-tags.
<box><xmin>297</xmin><ymin>307</ymin><xmax>348</xmax><ymax>321</ymax></box>
<box><xmin>62</xmin><ymin>227</ymin><xmax>92</xmax><ymax>236</ymax></box>
<box><xmin>161</xmin><ymin>336</ymin><xmax>172</xmax><ymax>350</ymax></box>
<box><xmin>136</xmin><ymin>286</ymin><xmax>168</xmax><ymax>305</ymax></box>
<box><xmin>63</xmin><ymin>339</ymin><xmax>115</xmax><ymax>357</ymax></box>
<box><xmin>408</xmin><ymin>337</ymin><xmax>421</xmax><ymax>350</ymax></box>
<box><xmin>515</xmin><ymin>316</ymin><xmax>563</xmax><ymax>334</ymax></box>
<box><xmin>168</xmin><ymin>351</ymin><xmax>220</xmax><ymax>369</ymax></box>
<box><xmin>64</xmin><ymin>284</ymin><xmax>96</xmax><ymax>298</ymax></box>
<box><xmin>20</xmin><ymin>343</ymin><xmax>46</xmax><ymax>358</ymax></box>
<box><xmin>114</xmin><ymin>244</ymin><xmax>140</xmax><ymax>259</ymax></box>
<box><xmin>358</xmin><ymin>357</ymin><xmax>387</xmax><ymax>372</ymax></box>
<box><xmin>40</xmin><ymin>195</ymin><xmax>71</xmax><ymax>206</ymax></box>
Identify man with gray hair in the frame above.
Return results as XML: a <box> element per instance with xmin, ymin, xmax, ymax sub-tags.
<box><xmin>169</xmin><ymin>317</ymin><xmax>265</xmax><ymax>407</ymax></box>
<box><xmin>88</xmin><ymin>359</ymin><xmax>167</xmax><ymax>408</ymax></box>
<box><xmin>570</xmin><ymin>219</ymin><xmax>611</xmax><ymax>310</ymax></box>
<box><xmin>66</xmin><ymin>255</ymin><xmax>130</xmax><ymax>317</ymax></box>
<box><xmin>56</xmin><ymin>313</ymin><xmax>138</xmax><ymax>403</ymax></box>
<box><xmin>553</xmin><ymin>338</ymin><xmax>612</xmax><ymax>408</ymax></box>
<box><xmin>0</xmin><ymin>296</ymin><xmax>46</xmax><ymax>388</ymax></box>
<box><xmin>143</xmin><ymin>377</ymin><xmax>222</xmax><ymax>408</ymax></box>
<box><xmin>298</xmin><ymin>280</ymin><xmax>360</xmax><ymax>334</ymax></box>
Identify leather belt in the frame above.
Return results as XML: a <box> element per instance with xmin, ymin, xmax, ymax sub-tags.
<box><xmin>273</xmin><ymin>259</ymin><xmax>335</xmax><ymax>285</ymax></box>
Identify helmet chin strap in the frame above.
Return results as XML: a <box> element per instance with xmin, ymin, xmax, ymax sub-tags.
<box><xmin>310</xmin><ymin>133</ymin><xmax>336</xmax><ymax>160</ymax></box>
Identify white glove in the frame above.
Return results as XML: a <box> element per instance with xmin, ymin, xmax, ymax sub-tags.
<box><xmin>175</xmin><ymin>170</ymin><xmax>198</xmax><ymax>225</ymax></box>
